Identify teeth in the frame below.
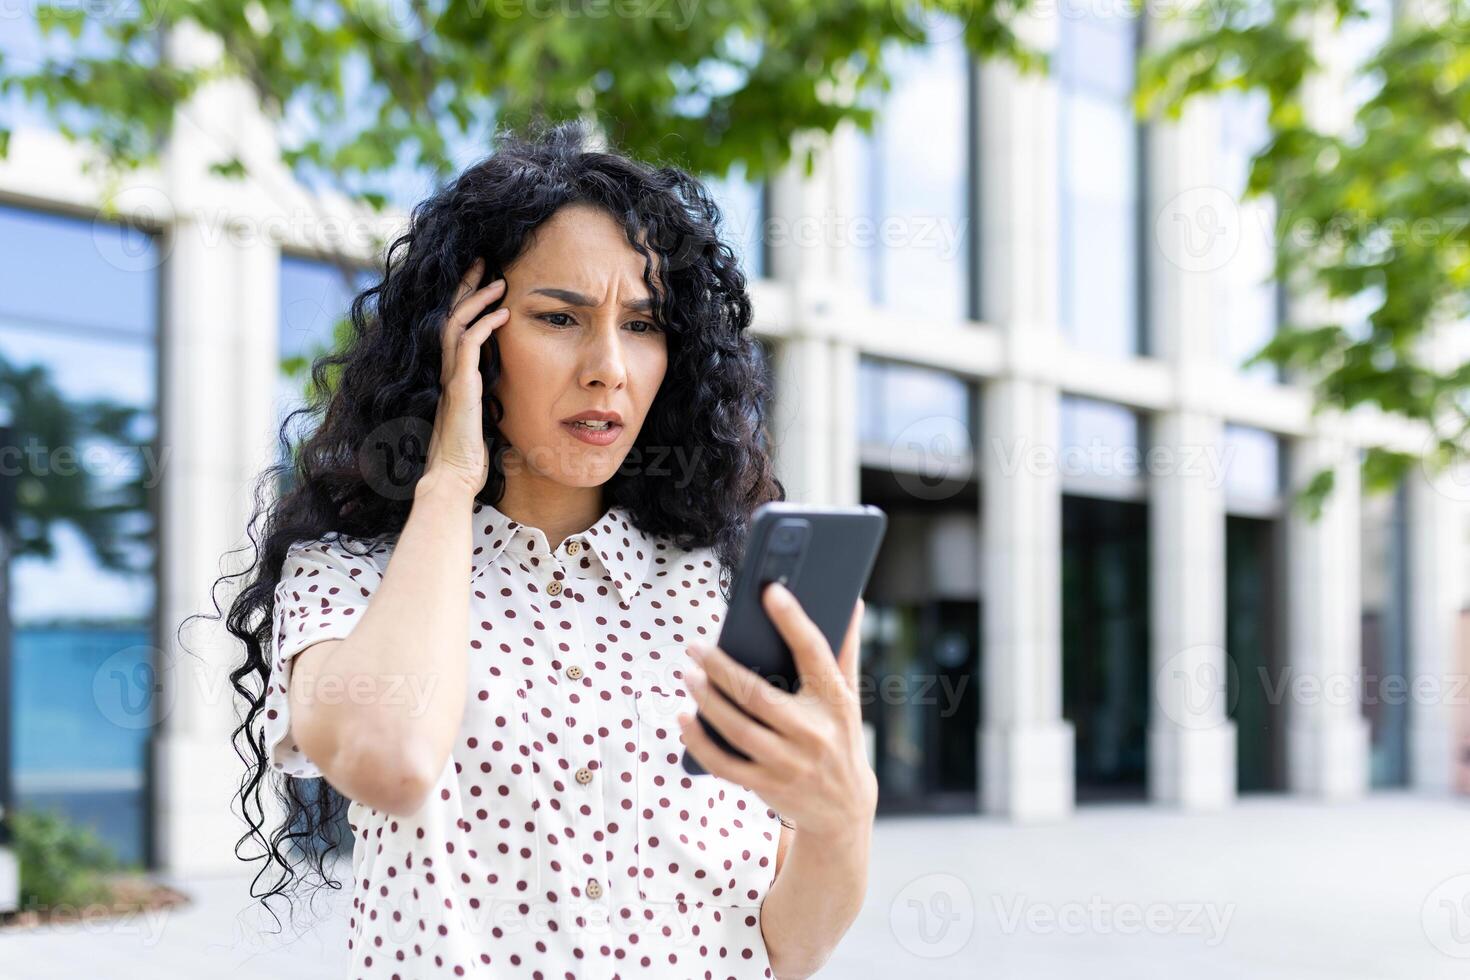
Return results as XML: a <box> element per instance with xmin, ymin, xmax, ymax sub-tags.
<box><xmin>572</xmin><ymin>420</ymin><xmax>612</xmax><ymax>429</ymax></box>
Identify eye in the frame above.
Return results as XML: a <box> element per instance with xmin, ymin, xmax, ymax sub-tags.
<box><xmin>626</xmin><ymin>320</ymin><xmax>661</xmax><ymax>333</ymax></box>
<box><xmin>538</xmin><ymin>312</ymin><xmax>575</xmax><ymax>327</ymax></box>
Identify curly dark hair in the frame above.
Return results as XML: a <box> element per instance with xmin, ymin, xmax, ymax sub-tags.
<box><xmin>206</xmin><ymin>118</ymin><xmax>783</xmax><ymax>927</ymax></box>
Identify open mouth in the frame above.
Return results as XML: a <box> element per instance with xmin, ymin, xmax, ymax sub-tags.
<box><xmin>561</xmin><ymin>419</ymin><xmax>624</xmax><ymax>444</ymax></box>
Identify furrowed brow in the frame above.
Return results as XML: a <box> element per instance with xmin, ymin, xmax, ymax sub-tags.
<box><xmin>530</xmin><ymin>287</ymin><xmax>654</xmax><ymax>313</ymax></box>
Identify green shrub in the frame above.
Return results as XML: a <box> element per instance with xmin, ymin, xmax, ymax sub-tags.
<box><xmin>11</xmin><ymin>807</ymin><xmax>121</xmax><ymax>911</ymax></box>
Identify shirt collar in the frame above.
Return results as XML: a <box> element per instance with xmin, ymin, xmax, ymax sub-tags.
<box><xmin>469</xmin><ymin>499</ymin><xmax>656</xmax><ymax>605</ymax></box>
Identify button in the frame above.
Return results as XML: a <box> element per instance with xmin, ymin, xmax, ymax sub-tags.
<box><xmin>586</xmin><ymin>878</ymin><xmax>603</xmax><ymax>899</ymax></box>
<box><xmin>565</xmin><ymin>665</ymin><xmax>584</xmax><ymax>681</ymax></box>
<box><xmin>546</xmin><ymin>579</ymin><xmax>563</xmax><ymax>596</ymax></box>
<box><xmin>566</xmin><ymin>540</ymin><xmax>581</xmax><ymax>555</ymax></box>
<box><xmin>575</xmin><ymin>766</ymin><xmax>593</xmax><ymax>785</ymax></box>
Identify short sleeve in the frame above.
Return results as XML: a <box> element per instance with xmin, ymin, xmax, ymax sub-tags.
<box><xmin>261</xmin><ymin>535</ymin><xmax>384</xmax><ymax>778</ymax></box>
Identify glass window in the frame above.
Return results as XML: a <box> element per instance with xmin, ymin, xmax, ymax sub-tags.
<box><xmin>1223</xmin><ymin>424</ymin><xmax>1282</xmax><ymax>507</ymax></box>
<box><xmin>1059</xmin><ymin>395</ymin><xmax>1144</xmax><ymax>494</ymax></box>
<box><xmin>1062</xmin><ymin>494</ymin><xmax>1150</xmax><ymax>799</ymax></box>
<box><xmin>859</xmin><ymin>357</ymin><xmax>975</xmax><ymax>461</ymax></box>
<box><xmin>1217</xmin><ymin>89</ymin><xmax>1282</xmax><ymax>380</ymax></box>
<box><xmin>1360</xmin><ymin>479</ymin><xmax>1409</xmax><ymax>787</ymax></box>
<box><xmin>0</xmin><ymin>204</ymin><xmax>160</xmax><ymax>867</ymax></box>
<box><xmin>704</xmin><ymin>165</ymin><xmax>767</xmax><ymax>280</ymax></box>
<box><xmin>854</xmin><ymin>17</ymin><xmax>973</xmax><ymax>322</ymax></box>
<box><xmin>277</xmin><ymin>254</ymin><xmax>376</xmax><ymax>468</ymax></box>
<box><xmin>1057</xmin><ymin>2</ymin><xmax>1142</xmax><ymax>356</ymax></box>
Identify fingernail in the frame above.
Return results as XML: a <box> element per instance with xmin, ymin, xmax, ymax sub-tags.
<box><xmin>686</xmin><ymin>664</ymin><xmax>706</xmax><ymax>690</ymax></box>
<box><xmin>768</xmin><ymin>581</ymin><xmax>790</xmax><ymax>603</ymax></box>
<box><xmin>687</xmin><ymin>642</ymin><xmax>706</xmax><ymax>662</ymax></box>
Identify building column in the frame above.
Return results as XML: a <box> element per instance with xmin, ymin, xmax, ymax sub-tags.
<box><xmin>973</xmin><ymin>9</ymin><xmax>1071</xmax><ymax>820</ymax></box>
<box><xmin>980</xmin><ymin>377</ymin><xmax>1073</xmax><ymax>820</ymax></box>
<box><xmin>1148</xmin><ymin>411</ymin><xmax>1237</xmax><ymax>808</ymax></box>
<box><xmin>153</xmin><ymin>21</ymin><xmax>284</xmax><ymax>873</ymax></box>
<box><xmin>1405</xmin><ymin>472</ymin><xmax>1466</xmax><ymax>791</ymax></box>
<box><xmin>1285</xmin><ymin>435</ymin><xmax>1370</xmax><ymax>798</ymax></box>
<box><xmin>765</xmin><ymin>129</ymin><xmax>873</xmax><ymax>761</ymax></box>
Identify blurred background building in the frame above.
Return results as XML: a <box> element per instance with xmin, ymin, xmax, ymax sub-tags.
<box><xmin>0</xmin><ymin>4</ymin><xmax>1466</xmax><ymax>907</ymax></box>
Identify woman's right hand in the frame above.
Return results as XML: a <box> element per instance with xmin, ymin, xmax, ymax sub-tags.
<box><xmin>422</xmin><ymin>257</ymin><xmax>509</xmax><ymax>498</ymax></box>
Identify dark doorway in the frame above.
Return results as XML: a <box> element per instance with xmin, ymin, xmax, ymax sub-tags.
<box><xmin>1227</xmin><ymin>515</ymin><xmax>1286</xmax><ymax>792</ymax></box>
<box><xmin>859</xmin><ymin>466</ymin><xmax>981</xmax><ymax>815</ymax></box>
<box><xmin>1062</xmin><ymin>496</ymin><xmax>1150</xmax><ymax>801</ymax></box>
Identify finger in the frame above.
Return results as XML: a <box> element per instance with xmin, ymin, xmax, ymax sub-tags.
<box><xmin>685</xmin><ymin>664</ymin><xmax>788</xmax><ymax>766</ymax></box>
<box><xmin>440</xmin><ymin>266</ymin><xmax>501</xmax><ymax>359</ymax></box>
<box><xmin>761</xmin><ymin>581</ymin><xmax>844</xmax><ymax>694</ymax></box>
<box><xmin>454</xmin><ymin>306</ymin><xmax>508</xmax><ymax>378</ymax></box>
<box><xmin>441</xmin><ymin>282</ymin><xmax>506</xmax><ymax>387</ymax></box>
<box><xmin>676</xmin><ymin>710</ymin><xmax>768</xmax><ymax>791</ymax></box>
<box><xmin>448</xmin><ymin>277</ymin><xmax>507</xmax><ymax>333</ymax></box>
<box><xmin>835</xmin><ymin>598</ymin><xmax>864</xmax><ymax>695</ymax></box>
<box><xmin>452</xmin><ymin>256</ymin><xmax>484</xmax><ymax>309</ymax></box>
<box><xmin>688</xmin><ymin>642</ymin><xmax>803</xmax><ymax>735</ymax></box>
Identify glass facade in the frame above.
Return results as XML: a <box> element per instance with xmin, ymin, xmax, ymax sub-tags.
<box><xmin>1361</xmin><ymin>480</ymin><xmax>1409</xmax><ymax>787</ymax></box>
<box><xmin>704</xmin><ymin>166</ymin><xmax>768</xmax><ymax>281</ymax></box>
<box><xmin>1062</xmin><ymin>495</ymin><xmax>1150</xmax><ymax>799</ymax></box>
<box><xmin>1057</xmin><ymin>1</ymin><xmax>1143</xmax><ymax>356</ymax></box>
<box><xmin>1227</xmin><ymin>514</ymin><xmax>1286</xmax><ymax>791</ymax></box>
<box><xmin>1059</xmin><ymin>395</ymin><xmax>1146</xmax><ymax>496</ymax></box>
<box><xmin>1220</xmin><ymin>426</ymin><xmax>1285</xmax><ymax>790</ymax></box>
<box><xmin>0</xmin><ymin>203</ymin><xmax>160</xmax><ymax>866</ymax></box>
<box><xmin>859</xmin><ymin>357</ymin><xmax>976</xmax><ymax>464</ymax></box>
<box><xmin>276</xmin><ymin>254</ymin><xmax>377</xmax><ymax>488</ymax></box>
<box><xmin>1223</xmin><ymin>424</ymin><xmax>1284</xmax><ymax>508</ymax></box>
<box><xmin>854</xmin><ymin>19</ymin><xmax>974</xmax><ymax>322</ymax></box>
<box><xmin>1058</xmin><ymin>397</ymin><xmax>1150</xmax><ymax>798</ymax></box>
<box><xmin>1216</xmin><ymin>89</ymin><xmax>1282</xmax><ymax>380</ymax></box>
<box><xmin>859</xmin><ymin>361</ymin><xmax>980</xmax><ymax>813</ymax></box>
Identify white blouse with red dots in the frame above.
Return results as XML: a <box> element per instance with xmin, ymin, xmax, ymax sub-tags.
<box><xmin>261</xmin><ymin>501</ymin><xmax>782</xmax><ymax>980</ymax></box>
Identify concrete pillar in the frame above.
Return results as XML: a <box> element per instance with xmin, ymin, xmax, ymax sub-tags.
<box><xmin>1405</xmin><ymin>471</ymin><xmax>1466</xmax><ymax>791</ymax></box>
<box><xmin>153</xmin><ymin>21</ymin><xmax>284</xmax><ymax>873</ymax></box>
<box><xmin>765</xmin><ymin>129</ymin><xmax>874</xmax><ymax>765</ymax></box>
<box><xmin>980</xmin><ymin>377</ymin><xmax>1073</xmax><ymax>819</ymax></box>
<box><xmin>0</xmin><ymin>845</ymin><xmax>13</xmax><ymax>913</ymax></box>
<box><xmin>973</xmin><ymin>10</ymin><xmax>1072</xmax><ymax>820</ymax></box>
<box><xmin>769</xmin><ymin>335</ymin><xmax>838</xmax><ymax>506</ymax></box>
<box><xmin>1285</xmin><ymin>435</ymin><xmax>1370</xmax><ymax>798</ymax></box>
<box><xmin>1141</xmin><ymin>12</ymin><xmax>1236</xmax><ymax>809</ymax></box>
<box><xmin>1148</xmin><ymin>411</ymin><xmax>1237</xmax><ymax>808</ymax></box>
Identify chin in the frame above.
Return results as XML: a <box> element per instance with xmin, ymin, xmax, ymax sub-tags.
<box><xmin>544</xmin><ymin>449</ymin><xmax>628</xmax><ymax>488</ymax></box>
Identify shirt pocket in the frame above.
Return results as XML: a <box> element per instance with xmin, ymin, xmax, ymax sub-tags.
<box><xmin>452</xmin><ymin>674</ymin><xmax>542</xmax><ymax>902</ymax></box>
<box><xmin>632</xmin><ymin>644</ymin><xmax>781</xmax><ymax>908</ymax></box>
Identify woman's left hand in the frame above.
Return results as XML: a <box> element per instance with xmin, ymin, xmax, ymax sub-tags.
<box><xmin>678</xmin><ymin>581</ymin><xmax>877</xmax><ymax>840</ymax></box>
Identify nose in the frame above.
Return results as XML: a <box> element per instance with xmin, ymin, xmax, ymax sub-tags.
<box><xmin>578</xmin><ymin>315</ymin><xmax>628</xmax><ymax>391</ymax></box>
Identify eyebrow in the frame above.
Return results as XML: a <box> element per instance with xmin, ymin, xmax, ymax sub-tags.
<box><xmin>529</xmin><ymin>286</ymin><xmax>654</xmax><ymax>313</ymax></box>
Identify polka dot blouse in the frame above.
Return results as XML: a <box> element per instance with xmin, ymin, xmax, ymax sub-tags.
<box><xmin>262</xmin><ymin>501</ymin><xmax>783</xmax><ymax>979</ymax></box>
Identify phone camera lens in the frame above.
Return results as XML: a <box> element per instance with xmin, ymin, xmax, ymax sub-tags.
<box><xmin>770</xmin><ymin>526</ymin><xmax>802</xmax><ymax>554</ymax></box>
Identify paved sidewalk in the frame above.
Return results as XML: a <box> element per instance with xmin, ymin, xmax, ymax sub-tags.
<box><xmin>3</xmin><ymin>793</ymin><xmax>1468</xmax><ymax>978</ymax></box>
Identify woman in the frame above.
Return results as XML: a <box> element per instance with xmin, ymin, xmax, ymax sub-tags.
<box><xmin>225</xmin><ymin>120</ymin><xmax>877</xmax><ymax>979</ymax></box>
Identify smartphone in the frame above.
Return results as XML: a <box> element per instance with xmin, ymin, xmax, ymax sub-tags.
<box><xmin>682</xmin><ymin>502</ymin><xmax>888</xmax><ymax>776</ymax></box>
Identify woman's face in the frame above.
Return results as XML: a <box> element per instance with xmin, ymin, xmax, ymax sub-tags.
<box><xmin>491</xmin><ymin>203</ymin><xmax>669</xmax><ymax>489</ymax></box>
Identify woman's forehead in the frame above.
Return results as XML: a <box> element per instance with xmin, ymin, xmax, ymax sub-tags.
<box><xmin>507</xmin><ymin>210</ymin><xmax>663</xmax><ymax>296</ymax></box>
